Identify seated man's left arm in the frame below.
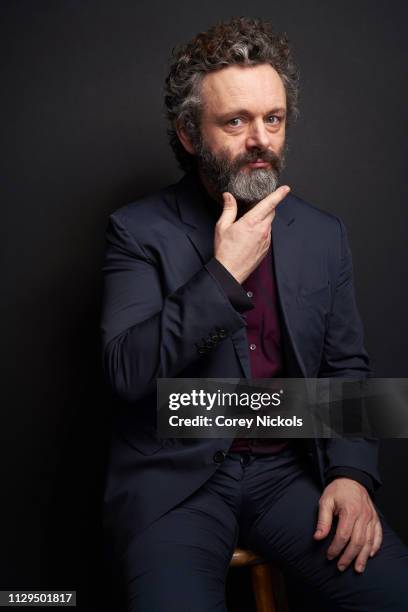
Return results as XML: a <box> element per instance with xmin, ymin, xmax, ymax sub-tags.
<box><xmin>315</xmin><ymin>216</ymin><xmax>382</xmax><ymax>573</ymax></box>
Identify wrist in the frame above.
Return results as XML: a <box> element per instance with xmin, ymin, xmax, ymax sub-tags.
<box><xmin>214</xmin><ymin>257</ymin><xmax>244</xmax><ymax>284</ymax></box>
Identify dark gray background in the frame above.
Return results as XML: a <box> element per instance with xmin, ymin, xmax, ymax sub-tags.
<box><xmin>1</xmin><ymin>1</ymin><xmax>407</xmax><ymax>610</ymax></box>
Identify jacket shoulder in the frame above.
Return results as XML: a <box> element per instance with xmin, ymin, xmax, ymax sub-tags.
<box><xmin>107</xmin><ymin>181</ymin><xmax>180</xmax><ymax>238</ymax></box>
<box><xmin>285</xmin><ymin>192</ymin><xmax>343</xmax><ymax>230</ymax></box>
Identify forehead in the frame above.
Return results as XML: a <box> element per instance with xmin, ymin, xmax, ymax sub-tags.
<box><xmin>200</xmin><ymin>63</ymin><xmax>286</xmax><ymax>116</ymax></box>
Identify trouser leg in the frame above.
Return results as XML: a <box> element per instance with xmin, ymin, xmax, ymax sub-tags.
<box><xmin>239</xmin><ymin>449</ymin><xmax>408</xmax><ymax>611</ymax></box>
<box><xmin>117</xmin><ymin>459</ymin><xmax>242</xmax><ymax>612</ymax></box>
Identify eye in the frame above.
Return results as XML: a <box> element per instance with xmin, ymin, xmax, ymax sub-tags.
<box><xmin>266</xmin><ymin>115</ymin><xmax>281</xmax><ymax>125</ymax></box>
<box><xmin>227</xmin><ymin>117</ymin><xmax>243</xmax><ymax>127</ymax></box>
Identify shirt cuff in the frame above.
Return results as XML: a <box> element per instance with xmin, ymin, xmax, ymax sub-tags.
<box><xmin>205</xmin><ymin>258</ymin><xmax>254</xmax><ymax>314</ymax></box>
<box><xmin>325</xmin><ymin>467</ymin><xmax>375</xmax><ymax>496</ymax></box>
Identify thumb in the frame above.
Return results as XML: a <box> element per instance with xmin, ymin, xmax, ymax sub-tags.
<box><xmin>314</xmin><ymin>499</ymin><xmax>333</xmax><ymax>539</ymax></box>
<box><xmin>218</xmin><ymin>192</ymin><xmax>237</xmax><ymax>227</ymax></box>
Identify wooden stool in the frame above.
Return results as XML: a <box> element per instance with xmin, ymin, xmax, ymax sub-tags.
<box><xmin>229</xmin><ymin>548</ymin><xmax>288</xmax><ymax>612</ymax></box>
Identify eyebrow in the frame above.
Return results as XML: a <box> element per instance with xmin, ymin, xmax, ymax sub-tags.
<box><xmin>216</xmin><ymin>107</ymin><xmax>287</xmax><ymax>121</ymax></box>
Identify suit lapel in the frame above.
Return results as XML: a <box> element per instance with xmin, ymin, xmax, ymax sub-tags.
<box><xmin>175</xmin><ymin>170</ymin><xmax>216</xmax><ymax>262</ymax></box>
<box><xmin>272</xmin><ymin>197</ymin><xmax>307</xmax><ymax>377</ymax></box>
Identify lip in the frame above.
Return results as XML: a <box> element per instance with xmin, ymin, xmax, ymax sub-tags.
<box><xmin>247</xmin><ymin>160</ymin><xmax>270</xmax><ymax>168</ymax></box>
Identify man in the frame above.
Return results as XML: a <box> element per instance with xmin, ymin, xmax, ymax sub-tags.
<box><xmin>100</xmin><ymin>17</ymin><xmax>408</xmax><ymax>611</ymax></box>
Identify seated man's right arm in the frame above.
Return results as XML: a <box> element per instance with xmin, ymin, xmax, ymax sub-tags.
<box><xmin>100</xmin><ymin>213</ymin><xmax>246</xmax><ymax>403</ymax></box>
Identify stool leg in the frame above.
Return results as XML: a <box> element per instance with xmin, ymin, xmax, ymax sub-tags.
<box><xmin>250</xmin><ymin>563</ymin><xmax>278</xmax><ymax>612</ymax></box>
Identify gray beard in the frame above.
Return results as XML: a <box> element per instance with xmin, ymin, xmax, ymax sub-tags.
<box><xmin>227</xmin><ymin>167</ymin><xmax>279</xmax><ymax>206</ymax></box>
<box><xmin>195</xmin><ymin>140</ymin><xmax>285</xmax><ymax>209</ymax></box>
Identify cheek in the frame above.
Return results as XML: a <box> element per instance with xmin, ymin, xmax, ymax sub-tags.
<box><xmin>201</xmin><ymin>129</ymin><xmax>228</xmax><ymax>155</ymax></box>
<box><xmin>272</xmin><ymin>127</ymin><xmax>286</xmax><ymax>147</ymax></box>
<box><xmin>202</xmin><ymin>124</ymin><xmax>247</xmax><ymax>159</ymax></box>
<box><xmin>209</xmin><ymin>136</ymin><xmax>240</xmax><ymax>160</ymax></box>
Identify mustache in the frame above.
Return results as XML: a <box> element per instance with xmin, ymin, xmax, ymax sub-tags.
<box><xmin>231</xmin><ymin>148</ymin><xmax>283</xmax><ymax>170</ymax></box>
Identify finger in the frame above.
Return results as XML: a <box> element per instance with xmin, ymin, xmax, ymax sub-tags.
<box><xmin>354</xmin><ymin>520</ymin><xmax>375</xmax><ymax>573</ymax></box>
<box><xmin>370</xmin><ymin>520</ymin><xmax>383</xmax><ymax>557</ymax></box>
<box><xmin>314</xmin><ymin>497</ymin><xmax>334</xmax><ymax>539</ymax></box>
<box><xmin>218</xmin><ymin>192</ymin><xmax>238</xmax><ymax>228</ymax></box>
<box><xmin>326</xmin><ymin>509</ymin><xmax>354</xmax><ymax>559</ymax></box>
<box><xmin>244</xmin><ymin>185</ymin><xmax>290</xmax><ymax>222</ymax></box>
<box><xmin>336</xmin><ymin>517</ymin><xmax>367</xmax><ymax>571</ymax></box>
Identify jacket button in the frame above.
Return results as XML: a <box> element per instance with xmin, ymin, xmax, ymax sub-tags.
<box><xmin>217</xmin><ymin>328</ymin><xmax>227</xmax><ymax>339</ymax></box>
<box><xmin>213</xmin><ymin>450</ymin><xmax>226</xmax><ymax>463</ymax></box>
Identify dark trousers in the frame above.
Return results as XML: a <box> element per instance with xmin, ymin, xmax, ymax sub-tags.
<box><xmin>113</xmin><ymin>445</ymin><xmax>408</xmax><ymax>611</ymax></box>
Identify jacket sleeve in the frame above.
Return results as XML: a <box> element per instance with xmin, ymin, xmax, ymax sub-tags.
<box><xmin>205</xmin><ymin>257</ymin><xmax>254</xmax><ymax>313</ymax></box>
<box><xmin>100</xmin><ymin>212</ymin><xmax>247</xmax><ymax>403</ymax></box>
<box><xmin>325</xmin><ymin>466</ymin><xmax>375</xmax><ymax>497</ymax></box>
<box><xmin>319</xmin><ymin>217</ymin><xmax>382</xmax><ymax>492</ymax></box>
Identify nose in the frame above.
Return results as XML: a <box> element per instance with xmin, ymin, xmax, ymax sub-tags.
<box><xmin>245</xmin><ymin>118</ymin><xmax>270</xmax><ymax>151</ymax></box>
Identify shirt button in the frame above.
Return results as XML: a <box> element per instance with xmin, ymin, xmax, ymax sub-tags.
<box><xmin>249</xmin><ymin>343</ymin><xmax>256</xmax><ymax>351</ymax></box>
<box><xmin>240</xmin><ymin>453</ymin><xmax>251</xmax><ymax>466</ymax></box>
<box><xmin>247</xmin><ymin>291</ymin><xmax>253</xmax><ymax>298</ymax></box>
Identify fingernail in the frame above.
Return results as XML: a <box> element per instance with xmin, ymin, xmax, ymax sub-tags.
<box><xmin>338</xmin><ymin>565</ymin><xmax>345</xmax><ymax>572</ymax></box>
<box><xmin>356</xmin><ymin>565</ymin><xmax>365</xmax><ymax>573</ymax></box>
<box><xmin>327</xmin><ymin>555</ymin><xmax>334</xmax><ymax>561</ymax></box>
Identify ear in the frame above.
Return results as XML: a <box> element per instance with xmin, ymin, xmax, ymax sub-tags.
<box><xmin>175</xmin><ymin>121</ymin><xmax>196</xmax><ymax>155</ymax></box>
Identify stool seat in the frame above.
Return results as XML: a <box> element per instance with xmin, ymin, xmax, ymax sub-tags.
<box><xmin>229</xmin><ymin>547</ymin><xmax>288</xmax><ymax>612</ymax></box>
<box><xmin>230</xmin><ymin>547</ymin><xmax>264</xmax><ymax>567</ymax></box>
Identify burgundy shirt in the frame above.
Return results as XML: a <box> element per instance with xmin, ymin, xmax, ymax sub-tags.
<box><xmin>229</xmin><ymin>245</ymin><xmax>291</xmax><ymax>454</ymax></box>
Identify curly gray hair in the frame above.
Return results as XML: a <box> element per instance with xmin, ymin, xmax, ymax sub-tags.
<box><xmin>164</xmin><ymin>16</ymin><xmax>300</xmax><ymax>171</ymax></box>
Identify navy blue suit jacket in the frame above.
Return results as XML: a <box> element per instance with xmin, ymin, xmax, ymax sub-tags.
<box><xmin>100</xmin><ymin>170</ymin><xmax>381</xmax><ymax>547</ymax></box>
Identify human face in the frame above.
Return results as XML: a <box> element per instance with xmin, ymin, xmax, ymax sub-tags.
<box><xmin>196</xmin><ymin>63</ymin><xmax>287</xmax><ymax>207</ymax></box>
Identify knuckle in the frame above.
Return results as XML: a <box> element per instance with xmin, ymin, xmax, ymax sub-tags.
<box><xmin>357</xmin><ymin>551</ymin><xmax>369</xmax><ymax>563</ymax></box>
<box><xmin>246</xmin><ymin>216</ymin><xmax>258</xmax><ymax>229</ymax></box>
<box><xmin>338</xmin><ymin>533</ymin><xmax>349</xmax><ymax>545</ymax></box>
